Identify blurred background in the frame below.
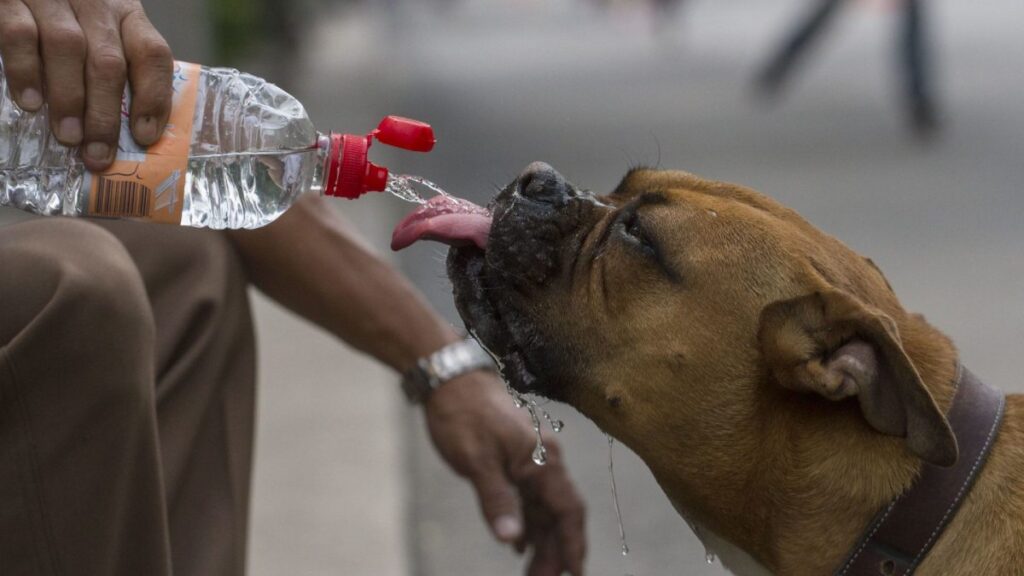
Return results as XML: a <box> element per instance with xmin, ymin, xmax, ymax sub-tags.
<box><xmin>117</xmin><ymin>0</ymin><xmax>1024</xmax><ymax>573</ymax></box>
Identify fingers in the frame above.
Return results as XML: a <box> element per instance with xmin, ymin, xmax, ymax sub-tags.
<box><xmin>555</xmin><ymin>486</ymin><xmax>586</xmax><ymax>576</ymax></box>
<box><xmin>526</xmin><ymin>530</ymin><xmax>563</xmax><ymax>576</ymax></box>
<box><xmin>77</xmin><ymin>8</ymin><xmax>127</xmax><ymax>171</ymax></box>
<box><xmin>26</xmin><ymin>0</ymin><xmax>86</xmax><ymax>146</ymax></box>
<box><xmin>0</xmin><ymin>0</ymin><xmax>43</xmax><ymax>111</ymax></box>
<box><xmin>468</xmin><ymin>460</ymin><xmax>525</xmax><ymax>544</ymax></box>
<box><xmin>11</xmin><ymin>0</ymin><xmax>172</xmax><ymax>169</ymax></box>
<box><xmin>120</xmin><ymin>8</ymin><xmax>171</xmax><ymax>147</ymax></box>
<box><xmin>519</xmin><ymin>440</ymin><xmax>587</xmax><ymax>575</ymax></box>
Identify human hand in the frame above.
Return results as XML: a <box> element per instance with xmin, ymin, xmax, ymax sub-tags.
<box><xmin>0</xmin><ymin>0</ymin><xmax>173</xmax><ymax>171</ymax></box>
<box><xmin>425</xmin><ymin>371</ymin><xmax>586</xmax><ymax>576</ymax></box>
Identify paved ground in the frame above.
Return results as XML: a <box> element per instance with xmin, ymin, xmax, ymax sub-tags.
<box><xmin>5</xmin><ymin>1</ymin><xmax>1021</xmax><ymax>574</ymax></box>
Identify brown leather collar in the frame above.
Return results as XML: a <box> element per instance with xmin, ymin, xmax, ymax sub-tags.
<box><xmin>834</xmin><ymin>366</ymin><xmax>1005</xmax><ymax>576</ymax></box>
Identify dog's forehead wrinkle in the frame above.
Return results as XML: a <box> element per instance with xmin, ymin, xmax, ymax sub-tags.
<box><xmin>657</xmin><ymin>179</ymin><xmax>831</xmax><ymax>250</ymax></box>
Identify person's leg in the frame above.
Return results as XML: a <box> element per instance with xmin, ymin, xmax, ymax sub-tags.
<box><xmin>754</xmin><ymin>0</ymin><xmax>847</xmax><ymax>97</ymax></box>
<box><xmin>901</xmin><ymin>0</ymin><xmax>939</xmax><ymax>134</ymax></box>
<box><xmin>98</xmin><ymin>220</ymin><xmax>257</xmax><ymax>576</ymax></box>
<box><xmin>0</xmin><ymin>219</ymin><xmax>171</xmax><ymax>576</ymax></box>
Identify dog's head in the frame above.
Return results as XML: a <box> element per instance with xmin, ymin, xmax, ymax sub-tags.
<box><xmin>394</xmin><ymin>163</ymin><xmax>957</xmax><ymax>532</ymax></box>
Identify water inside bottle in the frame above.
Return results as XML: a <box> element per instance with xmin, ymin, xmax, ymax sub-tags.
<box><xmin>385</xmin><ymin>174</ymin><xmax>450</xmax><ymax>204</ymax></box>
<box><xmin>183</xmin><ymin>147</ymin><xmax>320</xmax><ymax>229</ymax></box>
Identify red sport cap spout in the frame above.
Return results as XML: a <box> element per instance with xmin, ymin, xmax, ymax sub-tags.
<box><xmin>373</xmin><ymin>116</ymin><xmax>436</xmax><ymax>152</ymax></box>
<box><xmin>324</xmin><ymin>116</ymin><xmax>436</xmax><ymax>199</ymax></box>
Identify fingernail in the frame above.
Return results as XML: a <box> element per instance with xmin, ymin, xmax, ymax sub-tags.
<box><xmin>134</xmin><ymin>115</ymin><xmax>159</xmax><ymax>145</ymax></box>
<box><xmin>86</xmin><ymin>142</ymin><xmax>112</xmax><ymax>164</ymax></box>
<box><xmin>58</xmin><ymin>117</ymin><xmax>82</xmax><ymax>144</ymax></box>
<box><xmin>20</xmin><ymin>88</ymin><xmax>42</xmax><ymax>110</ymax></box>
<box><xmin>494</xmin><ymin>515</ymin><xmax>522</xmax><ymax>541</ymax></box>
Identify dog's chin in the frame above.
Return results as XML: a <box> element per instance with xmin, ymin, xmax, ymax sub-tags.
<box><xmin>447</xmin><ymin>246</ymin><xmax>557</xmax><ymax>399</ymax></box>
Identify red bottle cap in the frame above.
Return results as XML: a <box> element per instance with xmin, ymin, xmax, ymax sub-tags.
<box><xmin>324</xmin><ymin>116</ymin><xmax>436</xmax><ymax>199</ymax></box>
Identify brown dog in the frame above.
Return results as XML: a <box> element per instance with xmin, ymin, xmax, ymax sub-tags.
<box><xmin>394</xmin><ymin>163</ymin><xmax>1024</xmax><ymax>574</ymax></box>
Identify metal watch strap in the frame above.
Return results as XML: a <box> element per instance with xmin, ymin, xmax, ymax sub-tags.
<box><xmin>401</xmin><ymin>338</ymin><xmax>497</xmax><ymax>403</ymax></box>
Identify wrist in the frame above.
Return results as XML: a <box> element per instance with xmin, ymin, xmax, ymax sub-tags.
<box><xmin>383</xmin><ymin>316</ymin><xmax>463</xmax><ymax>374</ymax></box>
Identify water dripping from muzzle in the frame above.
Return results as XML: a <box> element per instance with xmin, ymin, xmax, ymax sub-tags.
<box><xmin>526</xmin><ymin>398</ymin><xmax>547</xmax><ymax>465</ymax></box>
<box><xmin>682</xmin><ymin>512</ymin><xmax>718</xmax><ymax>567</ymax></box>
<box><xmin>542</xmin><ymin>409</ymin><xmax>564</xmax><ymax>433</ymax></box>
<box><xmin>468</xmin><ymin>330</ymin><xmax>565</xmax><ymax>468</ymax></box>
<box><xmin>607</xmin><ymin>434</ymin><xmax>631</xmax><ymax>557</ymax></box>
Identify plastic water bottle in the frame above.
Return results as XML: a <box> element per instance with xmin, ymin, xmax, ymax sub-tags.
<box><xmin>0</xmin><ymin>59</ymin><xmax>435</xmax><ymax>229</ymax></box>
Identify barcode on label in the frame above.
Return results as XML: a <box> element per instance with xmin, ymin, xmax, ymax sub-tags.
<box><xmin>93</xmin><ymin>177</ymin><xmax>153</xmax><ymax>217</ymax></box>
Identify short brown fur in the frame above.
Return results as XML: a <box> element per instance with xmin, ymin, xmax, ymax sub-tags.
<box><xmin>479</xmin><ymin>168</ymin><xmax>1024</xmax><ymax>574</ymax></box>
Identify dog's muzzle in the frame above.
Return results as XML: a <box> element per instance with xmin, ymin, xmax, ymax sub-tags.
<box><xmin>445</xmin><ymin>162</ymin><xmax>600</xmax><ymax>397</ymax></box>
<box><xmin>391</xmin><ymin>160</ymin><xmax>602</xmax><ymax>397</ymax></box>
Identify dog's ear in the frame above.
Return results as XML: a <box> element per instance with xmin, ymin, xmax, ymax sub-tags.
<box><xmin>759</xmin><ymin>290</ymin><xmax>957</xmax><ymax>466</ymax></box>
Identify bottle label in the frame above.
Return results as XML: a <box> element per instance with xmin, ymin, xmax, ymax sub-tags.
<box><xmin>86</xmin><ymin>61</ymin><xmax>200</xmax><ymax>224</ymax></box>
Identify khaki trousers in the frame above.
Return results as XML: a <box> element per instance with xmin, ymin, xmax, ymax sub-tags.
<box><xmin>0</xmin><ymin>217</ymin><xmax>256</xmax><ymax>576</ymax></box>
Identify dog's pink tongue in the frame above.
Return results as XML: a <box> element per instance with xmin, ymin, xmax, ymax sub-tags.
<box><xmin>391</xmin><ymin>195</ymin><xmax>492</xmax><ymax>251</ymax></box>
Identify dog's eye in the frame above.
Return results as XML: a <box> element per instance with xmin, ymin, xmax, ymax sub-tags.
<box><xmin>621</xmin><ymin>211</ymin><xmax>656</xmax><ymax>255</ymax></box>
<box><xmin>616</xmin><ymin>209</ymin><xmax>682</xmax><ymax>282</ymax></box>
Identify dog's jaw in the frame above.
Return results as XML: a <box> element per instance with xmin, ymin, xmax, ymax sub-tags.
<box><xmin>447</xmin><ymin>246</ymin><xmax>546</xmax><ymax>396</ymax></box>
<box><xmin>445</xmin><ymin>175</ymin><xmax>603</xmax><ymax>400</ymax></box>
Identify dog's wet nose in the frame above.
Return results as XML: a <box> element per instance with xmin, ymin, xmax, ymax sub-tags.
<box><xmin>485</xmin><ymin>161</ymin><xmax>593</xmax><ymax>291</ymax></box>
<box><xmin>518</xmin><ymin>162</ymin><xmax>570</xmax><ymax>206</ymax></box>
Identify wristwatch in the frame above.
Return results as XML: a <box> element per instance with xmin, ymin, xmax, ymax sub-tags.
<box><xmin>401</xmin><ymin>338</ymin><xmax>499</xmax><ymax>404</ymax></box>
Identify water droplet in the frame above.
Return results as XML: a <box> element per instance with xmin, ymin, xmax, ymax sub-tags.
<box><xmin>467</xmin><ymin>330</ymin><xmax>551</xmax><ymax>466</ymax></box>
<box><xmin>706</xmin><ymin>552</ymin><xmax>717</xmax><ymax>564</ymax></box>
<box><xmin>686</xmin><ymin>518</ymin><xmax>701</xmax><ymax>538</ymax></box>
<box><xmin>607</xmin><ymin>434</ymin><xmax>631</xmax><ymax>561</ymax></box>
<box><xmin>540</xmin><ymin>408</ymin><xmax>565</xmax><ymax>433</ymax></box>
<box><xmin>532</xmin><ymin>443</ymin><xmax>548</xmax><ymax>465</ymax></box>
<box><xmin>707</xmin><ymin>209</ymin><xmax>718</xmax><ymax>217</ymax></box>
<box><xmin>469</xmin><ymin>330</ymin><xmax>503</xmax><ymax>369</ymax></box>
<box><xmin>525</xmin><ymin>401</ymin><xmax>548</xmax><ymax>466</ymax></box>
<box><xmin>470</xmin><ymin>329</ymin><xmax>519</xmax><ymax>411</ymax></box>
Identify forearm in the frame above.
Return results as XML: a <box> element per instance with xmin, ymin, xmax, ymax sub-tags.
<box><xmin>226</xmin><ymin>194</ymin><xmax>459</xmax><ymax>373</ymax></box>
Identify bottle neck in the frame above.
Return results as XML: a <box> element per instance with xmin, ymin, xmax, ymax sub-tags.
<box><xmin>316</xmin><ymin>132</ymin><xmax>388</xmax><ymax>199</ymax></box>
<box><xmin>312</xmin><ymin>132</ymin><xmax>332</xmax><ymax>196</ymax></box>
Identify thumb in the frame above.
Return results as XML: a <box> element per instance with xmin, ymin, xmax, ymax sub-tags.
<box><xmin>470</xmin><ymin>463</ymin><xmax>523</xmax><ymax>543</ymax></box>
